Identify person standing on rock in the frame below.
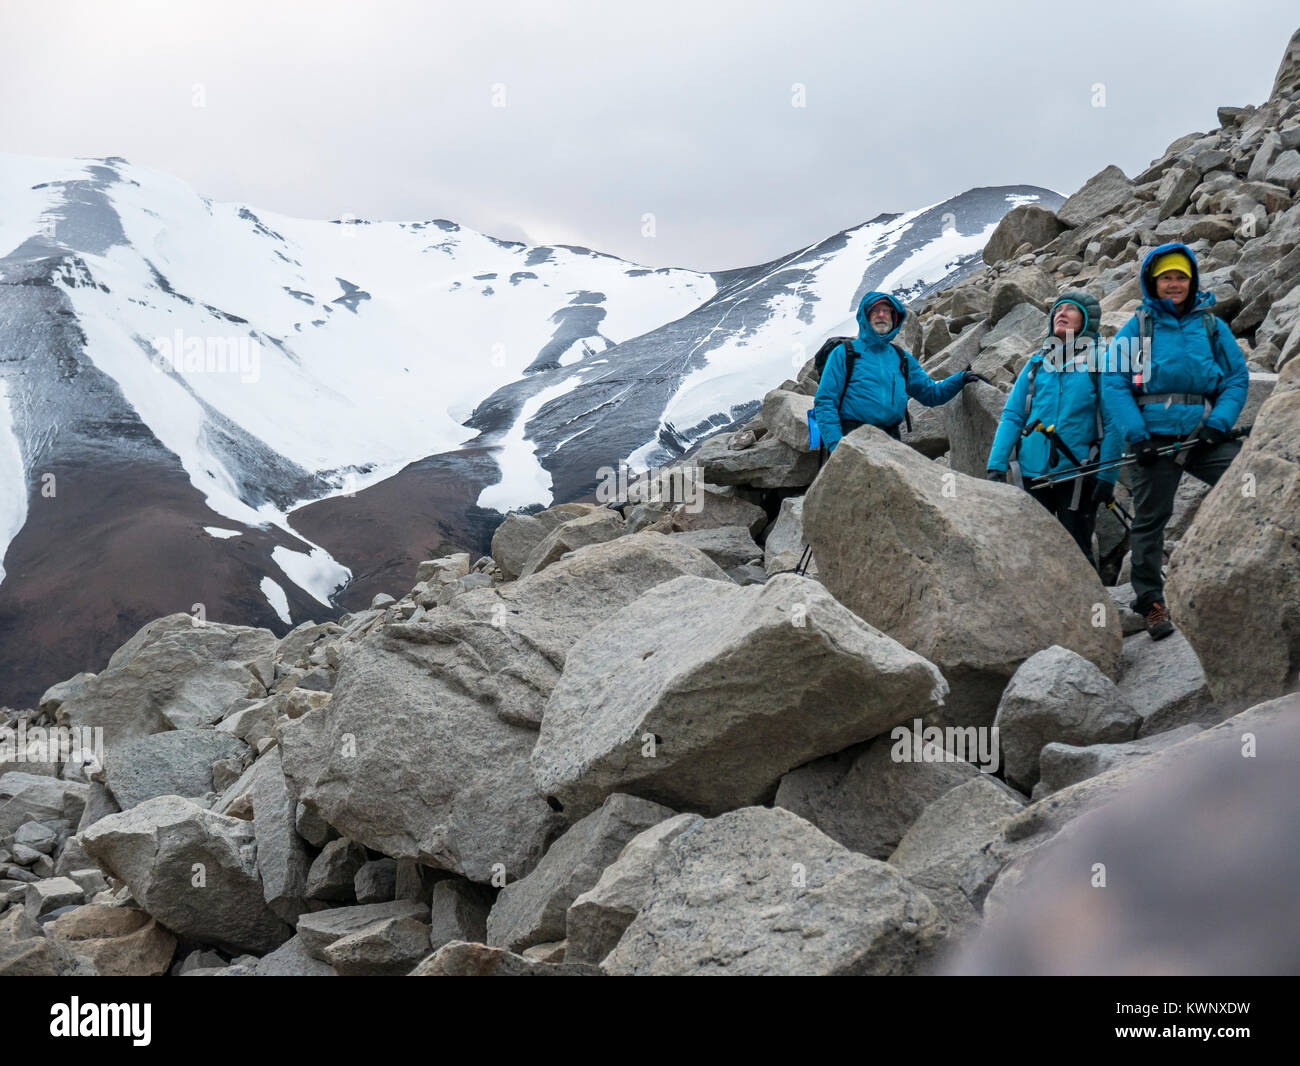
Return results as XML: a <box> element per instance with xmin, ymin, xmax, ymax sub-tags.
<box><xmin>985</xmin><ymin>290</ymin><xmax>1120</xmax><ymax>569</ymax></box>
<box><xmin>1102</xmin><ymin>241</ymin><xmax>1249</xmax><ymax>641</ymax></box>
<box><xmin>813</xmin><ymin>291</ymin><xmax>978</xmax><ymax>454</ymax></box>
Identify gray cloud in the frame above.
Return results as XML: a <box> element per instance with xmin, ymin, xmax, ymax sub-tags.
<box><xmin>1</xmin><ymin>0</ymin><xmax>1294</xmax><ymax>271</ymax></box>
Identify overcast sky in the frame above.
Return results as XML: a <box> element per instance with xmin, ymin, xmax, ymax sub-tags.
<box><xmin>2</xmin><ymin>1</ymin><xmax>1295</xmax><ymax>271</ymax></box>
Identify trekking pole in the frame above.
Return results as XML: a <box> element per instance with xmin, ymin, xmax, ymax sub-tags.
<box><xmin>793</xmin><ymin>543</ymin><xmax>813</xmax><ymax>577</ymax></box>
<box><xmin>1105</xmin><ymin>500</ymin><xmax>1132</xmax><ymax>531</ymax></box>
<box><xmin>1027</xmin><ymin>424</ymin><xmax>1253</xmax><ymax>489</ymax></box>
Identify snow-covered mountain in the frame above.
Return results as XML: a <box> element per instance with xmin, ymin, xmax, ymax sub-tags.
<box><xmin>0</xmin><ymin>152</ymin><xmax>1061</xmax><ymax>704</ymax></box>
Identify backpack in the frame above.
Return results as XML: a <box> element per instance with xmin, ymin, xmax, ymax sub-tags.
<box><xmin>811</xmin><ymin>336</ymin><xmax>913</xmax><ymax>433</ymax></box>
<box><xmin>1132</xmin><ymin>307</ymin><xmax>1231</xmax><ymax>391</ymax></box>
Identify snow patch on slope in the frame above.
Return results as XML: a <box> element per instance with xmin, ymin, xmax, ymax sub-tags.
<box><xmin>271</xmin><ymin>543</ymin><xmax>350</xmax><ymax>607</ymax></box>
<box><xmin>260</xmin><ymin>577</ymin><xmax>292</xmax><ymax>625</ymax></box>
<box><xmin>0</xmin><ymin>379</ymin><xmax>28</xmax><ymax>583</ymax></box>
<box><xmin>477</xmin><ymin>374</ymin><xmax>584</xmax><ymax>511</ymax></box>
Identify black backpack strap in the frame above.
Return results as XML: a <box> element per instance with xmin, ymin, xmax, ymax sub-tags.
<box><xmin>836</xmin><ymin>340</ymin><xmax>859</xmax><ymax>411</ymax></box>
<box><xmin>890</xmin><ymin>343</ymin><xmax>914</xmax><ymax>434</ymax></box>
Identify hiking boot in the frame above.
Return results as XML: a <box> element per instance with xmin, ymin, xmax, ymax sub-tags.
<box><xmin>1145</xmin><ymin>601</ymin><xmax>1175</xmax><ymax>641</ymax></box>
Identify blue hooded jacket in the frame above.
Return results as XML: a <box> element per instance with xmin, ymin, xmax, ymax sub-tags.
<box><xmin>986</xmin><ymin>293</ymin><xmax>1123</xmax><ymax>485</ymax></box>
<box><xmin>1101</xmin><ymin>242</ymin><xmax>1249</xmax><ymax>444</ymax></box>
<box><xmin>813</xmin><ymin>291</ymin><xmax>966</xmax><ymax>453</ymax></box>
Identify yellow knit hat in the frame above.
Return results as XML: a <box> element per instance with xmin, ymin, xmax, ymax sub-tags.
<box><xmin>1150</xmin><ymin>250</ymin><xmax>1193</xmax><ymax>278</ymax></box>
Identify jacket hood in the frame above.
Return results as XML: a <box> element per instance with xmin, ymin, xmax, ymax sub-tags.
<box><xmin>1139</xmin><ymin>241</ymin><xmax>1207</xmax><ymax>315</ymax></box>
<box><xmin>1046</xmin><ymin>289</ymin><xmax>1102</xmax><ymax>340</ymax></box>
<box><xmin>855</xmin><ymin>291</ymin><xmax>906</xmax><ymax>345</ymax></box>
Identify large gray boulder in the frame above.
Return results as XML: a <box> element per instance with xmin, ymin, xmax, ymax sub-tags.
<box><xmin>1116</xmin><ymin>631</ymin><xmax>1214</xmax><ymax>736</ymax></box>
<box><xmin>695</xmin><ymin>432</ymin><xmax>820</xmax><ymax>488</ymax></box>
<box><xmin>485</xmin><ymin>793</ymin><xmax>674</xmax><ymax>954</ymax></box>
<box><xmin>945</xmin><ymin>380</ymin><xmax>1008</xmax><ymax>478</ymax></box>
<box><xmin>57</xmin><ymin>614</ymin><xmax>274</xmax><ymax>753</ymax></box>
<box><xmin>602</xmin><ymin>807</ymin><xmax>946</xmax><ymax>975</ymax></box>
<box><xmin>104</xmin><ymin>729</ymin><xmax>247</xmax><ymax>810</ymax></box>
<box><xmin>887</xmin><ymin>777</ymin><xmax>1026</xmax><ymax>933</ymax></box>
<box><xmin>993</xmin><ymin>646</ymin><xmax>1140</xmax><ymax>793</ymax></box>
<box><xmin>658</xmin><ymin>483</ymin><xmax>767</xmax><ymax>539</ymax></box>
<box><xmin>323</xmin><ymin>913</ymin><xmax>433</xmax><ymax>976</ymax></box>
<box><xmin>491</xmin><ymin>513</ymin><xmax>551</xmax><ymax>582</ymax></box>
<box><xmin>666</xmin><ymin>526</ymin><xmax>763</xmax><ymax>570</ymax></box>
<box><xmin>0</xmin><ymin>773</ymin><xmax>88</xmax><ymax>835</ymax></box>
<box><xmin>429</xmin><ymin>879</ymin><xmax>492</xmax><ymax>950</ymax></box>
<box><xmin>761</xmin><ymin>389</ymin><xmax>815</xmax><ymax>452</ymax></box>
<box><xmin>80</xmin><ymin>795</ymin><xmax>292</xmax><ymax>954</ymax></box>
<box><xmin>763</xmin><ymin>495</ymin><xmax>813</xmax><ymax>576</ymax></box>
<box><xmin>517</xmin><ymin>509</ymin><xmax>627</xmax><ymax>578</ymax></box>
<box><xmin>295</xmin><ymin>899</ymin><xmax>428</xmax><ymax>961</ymax></box>
<box><xmin>281</xmin><ymin>534</ymin><xmax>729</xmax><ymax>882</ymax></box>
<box><xmin>565</xmin><ymin>813</ymin><xmax>703</xmax><ymax>965</ymax></box>
<box><xmin>1167</xmin><ymin>358</ymin><xmax>1300</xmax><ymax>707</ymax></box>
<box><xmin>1056</xmin><ymin>165</ymin><xmax>1135</xmax><ymax>228</ymax></box>
<box><xmin>488</xmin><ymin>504</ymin><xmax>596</xmax><ymax>581</ymax></box>
<box><xmin>983</xmin><ymin>203</ymin><xmax>1067</xmax><ymax>264</ymax></box>
<box><xmin>988</xmin><ymin>266</ymin><xmax>1057</xmax><ymax>326</ymax></box>
<box><xmin>803</xmin><ymin>429</ymin><xmax>1121</xmax><ymax>728</ymax></box>
<box><xmin>46</xmin><ymin>906</ymin><xmax>176</xmax><ymax>977</ymax></box>
<box><xmin>774</xmin><ymin>729</ymin><xmax>982</xmax><ymax>859</ymax></box>
<box><xmin>250</xmin><ymin>748</ymin><xmax>311</xmax><ymax>924</ymax></box>
<box><xmin>532</xmin><ymin>572</ymin><xmax>948</xmax><ymax>818</ymax></box>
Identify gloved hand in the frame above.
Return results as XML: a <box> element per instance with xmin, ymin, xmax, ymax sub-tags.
<box><xmin>1195</xmin><ymin>425</ymin><xmax>1228</xmax><ymax>450</ymax></box>
<box><xmin>986</xmin><ymin>469</ymin><xmax>1007</xmax><ymax>483</ymax></box>
<box><xmin>1092</xmin><ymin>480</ymin><xmax>1115</xmax><ymax>507</ymax></box>
<box><xmin>1134</xmin><ymin>439</ymin><xmax>1161</xmax><ymax>467</ymax></box>
<box><xmin>962</xmin><ymin>369</ymin><xmax>991</xmax><ymax>386</ymax></box>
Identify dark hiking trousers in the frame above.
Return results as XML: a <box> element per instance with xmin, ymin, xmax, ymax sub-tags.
<box><xmin>1129</xmin><ymin>435</ymin><xmax>1242</xmax><ymax>613</ymax></box>
<box><xmin>841</xmin><ymin>418</ymin><xmax>902</xmax><ymax>441</ymax></box>
<box><xmin>1029</xmin><ymin>478</ymin><xmax>1099</xmax><ymax>569</ymax></box>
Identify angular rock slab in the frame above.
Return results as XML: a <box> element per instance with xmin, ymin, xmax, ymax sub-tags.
<box><xmin>764</xmin><ymin>495</ymin><xmax>814</xmax><ymax>576</ymax></box>
<box><xmin>80</xmin><ymin>795</ymin><xmax>291</xmax><ymax>954</ymax></box>
<box><xmin>566</xmin><ymin>813</ymin><xmax>703</xmax><ymax>965</ymax></box>
<box><xmin>774</xmin><ymin>729</ymin><xmax>981</xmax><ymax>860</ymax></box>
<box><xmin>429</xmin><ymin>879</ymin><xmax>492</xmax><ymax>950</ymax></box>
<box><xmin>281</xmin><ymin>534</ymin><xmax>729</xmax><ymax>882</ymax></box>
<box><xmin>887</xmin><ymin>777</ymin><xmax>1026</xmax><ymax>933</ymax></box>
<box><xmin>803</xmin><ymin>429</ymin><xmax>1121</xmax><ymax>729</ymax></box>
<box><xmin>533</xmin><ymin>572</ymin><xmax>948</xmax><ymax>818</ymax></box>
<box><xmin>1117</xmin><ymin>631</ymin><xmax>1214</xmax><ymax>736</ymax></box>
<box><xmin>1167</xmin><ymin>358</ymin><xmax>1300</xmax><ymax>706</ymax></box>
<box><xmin>57</xmin><ymin>614</ymin><xmax>274</xmax><ymax>753</ymax></box>
<box><xmin>992</xmin><ymin>645</ymin><xmax>1140</xmax><ymax>792</ymax></box>
<box><xmin>603</xmin><ymin>807</ymin><xmax>946</xmax><ymax>975</ymax></box>
<box><xmin>486</xmin><ymin>793</ymin><xmax>674</xmax><ymax>954</ymax></box>
<box><xmin>518</xmin><ymin>509</ymin><xmax>627</xmax><ymax>579</ymax></box>
<box><xmin>47</xmin><ymin>905</ymin><xmax>177</xmax><ymax>977</ymax></box>
<box><xmin>696</xmin><ymin>433</ymin><xmax>820</xmax><ymax>488</ymax></box>
<box><xmin>295</xmin><ymin>899</ymin><xmax>429</xmax><ymax>961</ymax></box>
<box><xmin>104</xmin><ymin>729</ymin><xmax>247</xmax><ymax>810</ymax></box>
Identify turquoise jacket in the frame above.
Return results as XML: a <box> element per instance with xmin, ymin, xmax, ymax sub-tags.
<box><xmin>1102</xmin><ymin>242</ymin><xmax>1249</xmax><ymax>444</ymax></box>
<box><xmin>988</xmin><ymin>292</ymin><xmax>1122</xmax><ymax>484</ymax></box>
<box><xmin>813</xmin><ymin>291</ymin><xmax>965</xmax><ymax>453</ymax></box>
